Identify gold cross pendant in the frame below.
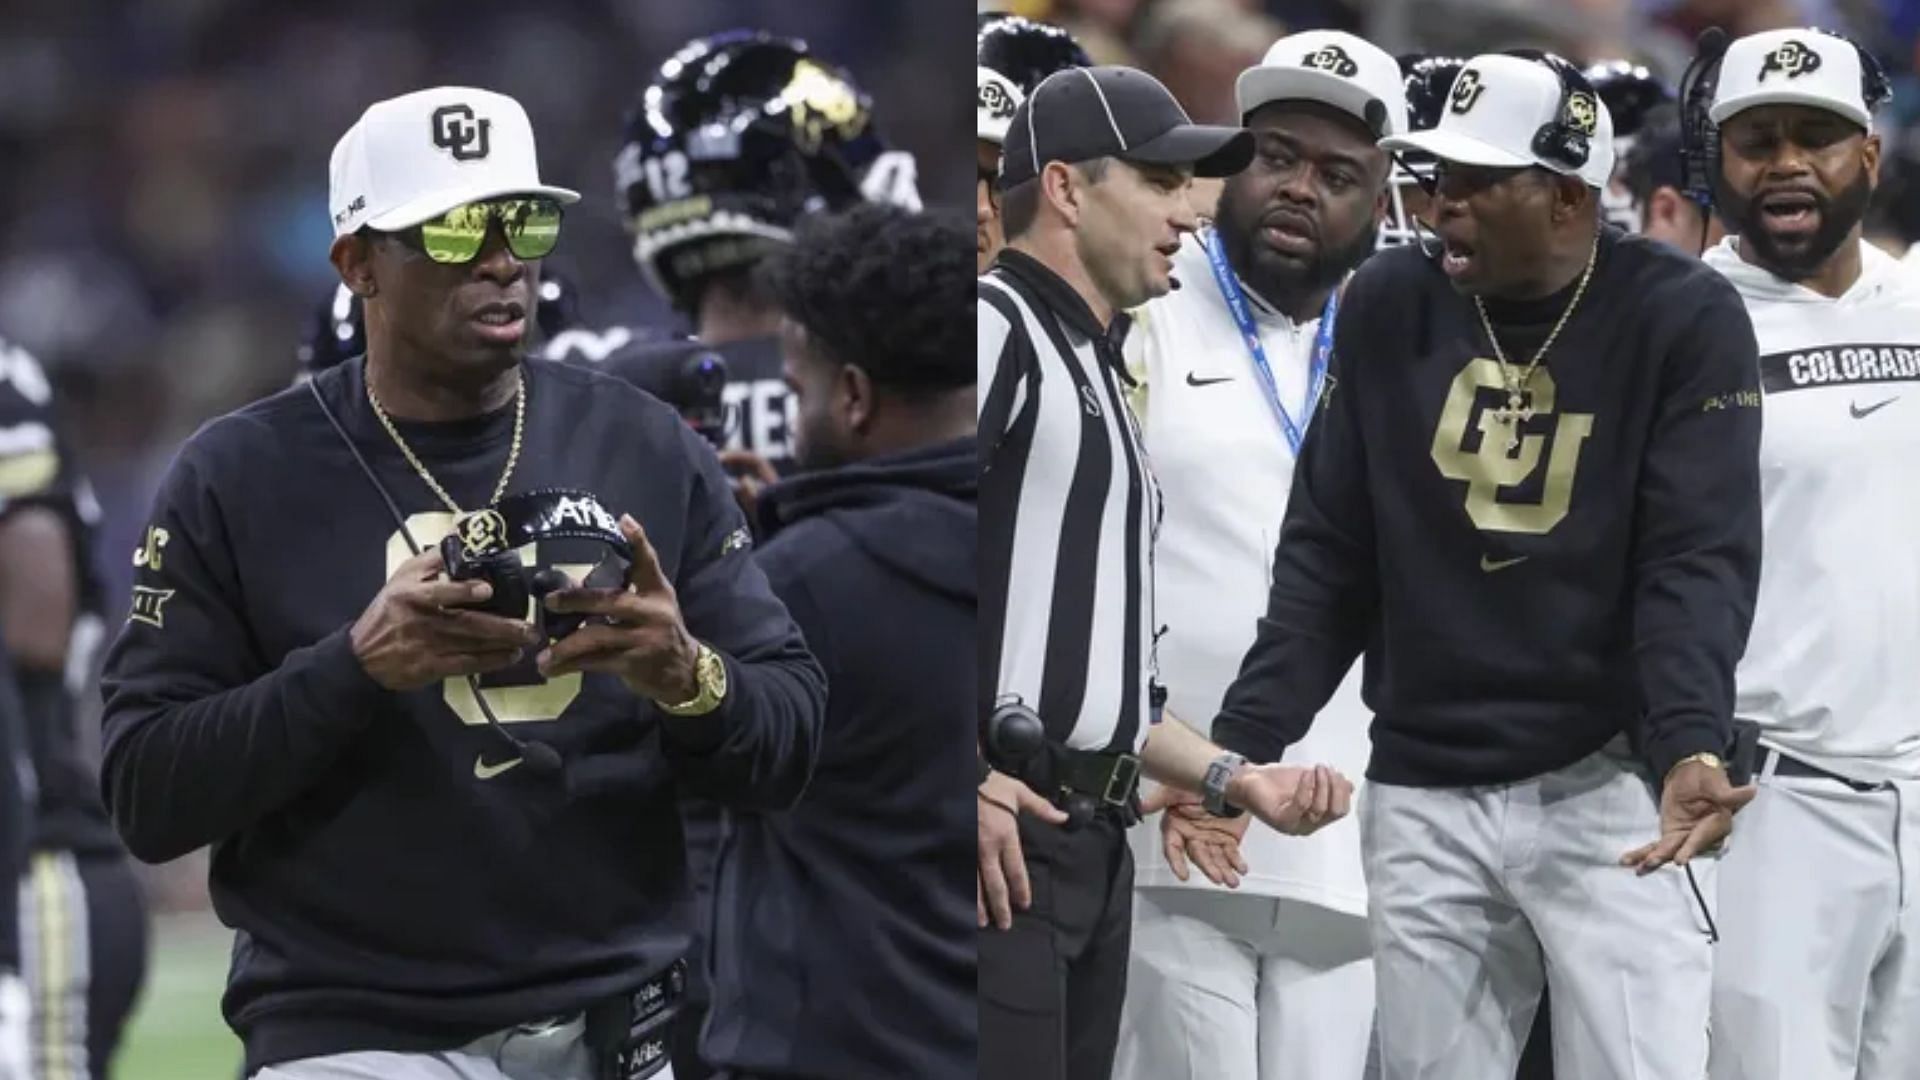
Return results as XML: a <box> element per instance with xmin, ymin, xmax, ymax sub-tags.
<box><xmin>1491</xmin><ymin>390</ymin><xmax>1532</xmax><ymax>451</ymax></box>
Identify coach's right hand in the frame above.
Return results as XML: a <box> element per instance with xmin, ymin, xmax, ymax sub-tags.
<box><xmin>350</xmin><ymin>549</ymin><xmax>540</xmax><ymax>691</ymax></box>
<box><xmin>978</xmin><ymin>769</ymin><xmax>1069</xmax><ymax>930</ymax></box>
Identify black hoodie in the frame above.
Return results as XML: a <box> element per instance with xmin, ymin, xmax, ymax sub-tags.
<box><xmin>701</xmin><ymin>437</ymin><xmax>976</xmax><ymax>1079</ymax></box>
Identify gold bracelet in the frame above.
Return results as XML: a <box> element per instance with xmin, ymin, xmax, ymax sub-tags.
<box><xmin>1665</xmin><ymin>752</ymin><xmax>1725</xmax><ymax>785</ymax></box>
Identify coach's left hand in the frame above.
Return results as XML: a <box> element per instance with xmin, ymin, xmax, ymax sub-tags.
<box><xmin>536</xmin><ymin>514</ymin><xmax>700</xmax><ymax>703</ymax></box>
<box><xmin>1621</xmin><ymin>759</ymin><xmax>1756</xmax><ymax>875</ymax></box>
<box><xmin>1227</xmin><ymin>763</ymin><xmax>1353</xmax><ymax>837</ymax></box>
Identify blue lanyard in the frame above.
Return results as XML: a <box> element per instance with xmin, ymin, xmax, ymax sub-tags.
<box><xmin>1200</xmin><ymin>228</ymin><xmax>1335</xmax><ymax>458</ymax></box>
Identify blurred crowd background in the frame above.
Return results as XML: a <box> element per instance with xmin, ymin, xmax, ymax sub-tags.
<box><xmin>993</xmin><ymin>0</ymin><xmax>1920</xmax><ymax>248</ymax></box>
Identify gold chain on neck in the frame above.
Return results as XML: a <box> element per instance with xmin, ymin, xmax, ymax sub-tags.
<box><xmin>1473</xmin><ymin>230</ymin><xmax>1600</xmax><ymax>450</ymax></box>
<box><xmin>366</xmin><ymin>369</ymin><xmax>525</xmax><ymax>515</ymax></box>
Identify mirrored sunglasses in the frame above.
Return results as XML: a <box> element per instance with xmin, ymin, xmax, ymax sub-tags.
<box><xmin>401</xmin><ymin>197</ymin><xmax>564</xmax><ymax>264</ymax></box>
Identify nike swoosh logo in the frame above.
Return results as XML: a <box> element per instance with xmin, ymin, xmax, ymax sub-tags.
<box><xmin>1480</xmin><ymin>554</ymin><xmax>1529</xmax><ymax>573</ymax></box>
<box><xmin>1850</xmin><ymin>397</ymin><xmax>1899</xmax><ymax>419</ymax></box>
<box><xmin>473</xmin><ymin>755</ymin><xmax>523</xmax><ymax>779</ymax></box>
<box><xmin>1186</xmin><ymin>372</ymin><xmax>1233</xmax><ymax>387</ymax></box>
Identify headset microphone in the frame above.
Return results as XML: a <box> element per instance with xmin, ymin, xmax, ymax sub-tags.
<box><xmin>307</xmin><ymin>376</ymin><xmax>573</xmax><ymax>782</ymax></box>
<box><xmin>476</xmin><ymin>702</ymin><xmax>563</xmax><ymax>776</ymax></box>
<box><xmin>464</xmin><ymin>666</ymin><xmax>564</xmax><ymax>776</ymax></box>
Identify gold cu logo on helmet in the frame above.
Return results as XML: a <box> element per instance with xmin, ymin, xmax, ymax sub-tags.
<box><xmin>1759</xmin><ymin>41</ymin><xmax>1822</xmax><ymax>81</ymax></box>
<box><xmin>1564</xmin><ymin>91</ymin><xmax>1598</xmax><ymax>135</ymax></box>
<box><xmin>782</xmin><ymin>59</ymin><xmax>869</xmax><ymax>153</ymax></box>
<box><xmin>457</xmin><ymin>508</ymin><xmax>508</xmax><ymax>556</ymax></box>
<box><xmin>1429</xmin><ymin>359</ymin><xmax>1594</xmax><ymax>535</ymax></box>
<box><xmin>1449</xmin><ymin>69</ymin><xmax>1488</xmax><ymax>114</ymax></box>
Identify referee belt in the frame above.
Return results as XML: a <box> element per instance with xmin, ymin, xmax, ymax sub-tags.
<box><xmin>1037</xmin><ymin>745</ymin><xmax>1142</xmax><ymax>826</ymax></box>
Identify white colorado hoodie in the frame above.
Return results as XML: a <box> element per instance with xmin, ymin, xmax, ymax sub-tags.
<box><xmin>1705</xmin><ymin>237</ymin><xmax>1920</xmax><ymax>782</ymax></box>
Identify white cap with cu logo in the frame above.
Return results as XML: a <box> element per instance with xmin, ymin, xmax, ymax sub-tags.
<box><xmin>1378</xmin><ymin>53</ymin><xmax>1616</xmax><ymax>189</ymax></box>
<box><xmin>1710</xmin><ymin>29</ymin><xmax>1874</xmax><ymax>129</ymax></box>
<box><xmin>1235</xmin><ymin>30</ymin><xmax>1410</xmax><ymax>138</ymax></box>
<box><xmin>328</xmin><ymin>86</ymin><xmax>580</xmax><ymax>238</ymax></box>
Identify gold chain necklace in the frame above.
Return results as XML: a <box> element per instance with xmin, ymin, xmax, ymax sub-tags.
<box><xmin>366</xmin><ymin>369</ymin><xmax>525</xmax><ymax>515</ymax></box>
<box><xmin>1472</xmin><ymin>231</ymin><xmax>1600</xmax><ymax>451</ymax></box>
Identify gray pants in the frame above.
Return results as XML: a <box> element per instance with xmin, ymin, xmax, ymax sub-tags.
<box><xmin>1361</xmin><ymin>738</ymin><xmax>1716</xmax><ymax>1080</ymax></box>
<box><xmin>1708</xmin><ymin>753</ymin><xmax>1920</xmax><ymax>1079</ymax></box>
<box><xmin>1115</xmin><ymin>890</ymin><xmax>1378</xmax><ymax>1080</ymax></box>
<box><xmin>252</xmin><ymin>1015</ymin><xmax>676</xmax><ymax>1080</ymax></box>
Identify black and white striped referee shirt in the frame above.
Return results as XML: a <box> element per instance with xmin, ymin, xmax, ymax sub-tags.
<box><xmin>979</xmin><ymin>249</ymin><xmax>1160</xmax><ymax>755</ymax></box>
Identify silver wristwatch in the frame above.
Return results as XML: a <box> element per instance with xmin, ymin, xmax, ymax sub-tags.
<box><xmin>1202</xmin><ymin>751</ymin><xmax>1246</xmax><ymax>818</ymax></box>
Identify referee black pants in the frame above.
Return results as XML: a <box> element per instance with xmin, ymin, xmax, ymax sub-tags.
<box><xmin>979</xmin><ymin>811</ymin><xmax>1133</xmax><ymax>1080</ymax></box>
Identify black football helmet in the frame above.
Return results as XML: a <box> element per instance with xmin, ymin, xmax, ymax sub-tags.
<box><xmin>1401</xmin><ymin>54</ymin><xmax>1467</xmax><ymax>137</ymax></box>
<box><xmin>1584</xmin><ymin>60</ymin><xmax>1674</xmax><ymax>141</ymax></box>
<box><xmin>976</xmin><ymin>13</ymin><xmax>1090</xmax><ymax>95</ymax></box>
<box><xmin>1585</xmin><ymin>61</ymin><xmax>1675</xmax><ymax>233</ymax></box>
<box><xmin>617</xmin><ymin>30</ymin><xmax>921</xmax><ymax>311</ymax></box>
<box><xmin>1379</xmin><ymin>55</ymin><xmax>1465</xmax><ymax>249</ymax></box>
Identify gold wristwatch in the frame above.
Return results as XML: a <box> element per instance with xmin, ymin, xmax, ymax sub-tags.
<box><xmin>1665</xmin><ymin>751</ymin><xmax>1725</xmax><ymax>784</ymax></box>
<box><xmin>658</xmin><ymin>642</ymin><xmax>727</xmax><ymax>716</ymax></box>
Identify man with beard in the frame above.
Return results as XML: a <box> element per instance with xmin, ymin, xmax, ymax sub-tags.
<box><xmin>1694</xmin><ymin>28</ymin><xmax>1920</xmax><ymax>1080</ymax></box>
<box><xmin>1112</xmin><ymin>29</ymin><xmax>1402</xmax><ymax>1080</ymax></box>
<box><xmin>1198</xmin><ymin>50</ymin><xmax>1766</xmax><ymax>1078</ymax></box>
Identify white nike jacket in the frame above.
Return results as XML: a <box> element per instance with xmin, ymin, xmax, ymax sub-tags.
<box><xmin>1706</xmin><ymin>238</ymin><xmax>1920</xmax><ymax>782</ymax></box>
<box><xmin>1123</xmin><ymin>235</ymin><xmax>1368</xmax><ymax>916</ymax></box>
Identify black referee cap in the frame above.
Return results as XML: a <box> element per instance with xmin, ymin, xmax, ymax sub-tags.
<box><xmin>1000</xmin><ymin>66</ymin><xmax>1254</xmax><ymax>189</ymax></box>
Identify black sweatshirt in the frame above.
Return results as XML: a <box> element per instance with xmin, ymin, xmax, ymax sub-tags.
<box><xmin>1214</xmin><ymin>229</ymin><xmax>1763</xmax><ymax>786</ymax></box>
<box><xmin>702</xmin><ymin>438</ymin><xmax>976</xmax><ymax>1080</ymax></box>
<box><xmin>97</xmin><ymin>357</ymin><xmax>826</xmax><ymax>1072</ymax></box>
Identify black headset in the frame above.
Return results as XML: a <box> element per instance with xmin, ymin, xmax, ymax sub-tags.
<box><xmin>1504</xmin><ymin>49</ymin><xmax>1601</xmax><ymax>172</ymax></box>
<box><xmin>1679</xmin><ymin>27</ymin><xmax>1893</xmax><ymax>210</ymax></box>
<box><xmin>308</xmin><ymin>375</ymin><xmax>565</xmax><ymax>779</ymax></box>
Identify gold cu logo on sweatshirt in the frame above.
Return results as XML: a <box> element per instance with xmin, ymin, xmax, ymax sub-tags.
<box><xmin>1429</xmin><ymin>358</ymin><xmax>1593</xmax><ymax>535</ymax></box>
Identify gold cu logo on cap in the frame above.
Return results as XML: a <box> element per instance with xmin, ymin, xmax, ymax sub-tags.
<box><xmin>1759</xmin><ymin>41</ymin><xmax>1823</xmax><ymax>81</ymax></box>
<box><xmin>1450</xmin><ymin>69</ymin><xmax>1487</xmax><ymax>114</ymax></box>
<box><xmin>1564</xmin><ymin>91</ymin><xmax>1598</xmax><ymax>135</ymax></box>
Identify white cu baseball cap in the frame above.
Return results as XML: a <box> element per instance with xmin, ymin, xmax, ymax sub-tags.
<box><xmin>1379</xmin><ymin>53</ymin><xmax>1615</xmax><ymax>189</ymax></box>
<box><xmin>329</xmin><ymin>86</ymin><xmax>580</xmax><ymax>238</ymax></box>
<box><xmin>1710</xmin><ymin>29</ymin><xmax>1873</xmax><ymax>129</ymax></box>
<box><xmin>978</xmin><ymin>66</ymin><xmax>1025</xmax><ymax>144</ymax></box>
<box><xmin>1236</xmin><ymin>30</ymin><xmax>1409</xmax><ymax>137</ymax></box>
